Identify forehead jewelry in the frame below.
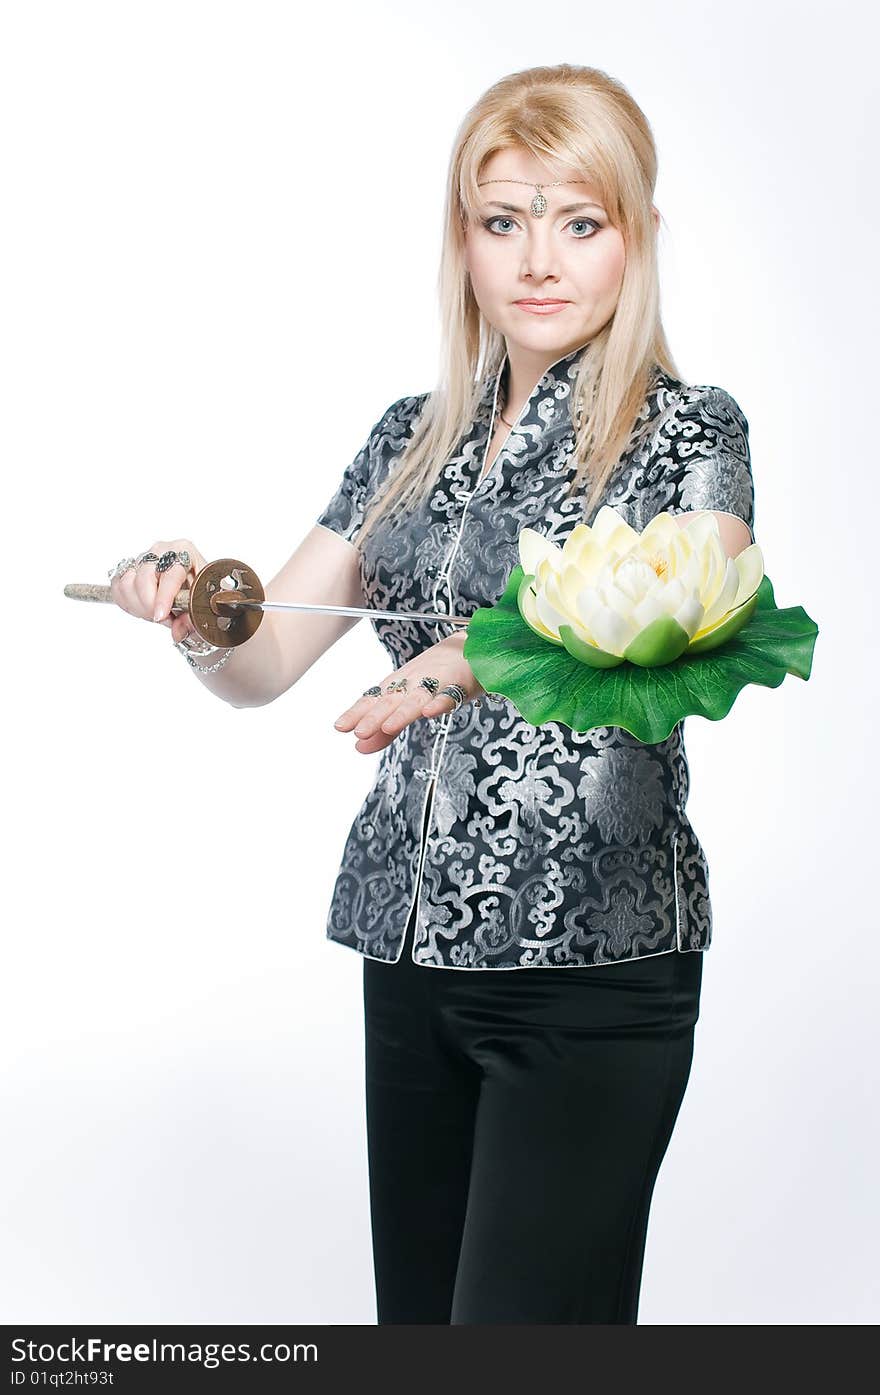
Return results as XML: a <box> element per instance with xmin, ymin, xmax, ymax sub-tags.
<box><xmin>476</xmin><ymin>178</ymin><xmax>587</xmax><ymax>218</ymax></box>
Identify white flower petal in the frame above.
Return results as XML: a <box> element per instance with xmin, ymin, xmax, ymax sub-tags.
<box><xmin>579</xmin><ymin>592</ymin><xmax>638</xmax><ymax>654</ymax></box>
<box><xmin>534</xmin><ymin>587</ymin><xmax>568</xmax><ymax>639</ymax></box>
<box><xmin>519</xmin><ymin>528</ymin><xmax>562</xmax><ymax>577</ymax></box>
<box><xmin>699</xmin><ymin>557</ymin><xmax>742</xmax><ymax>629</ymax></box>
<box><xmin>611</xmin><ymin>556</ymin><xmax>658</xmax><ymax>604</ymax></box>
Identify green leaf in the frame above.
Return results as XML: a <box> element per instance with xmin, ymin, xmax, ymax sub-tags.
<box><xmin>463</xmin><ymin>569</ymin><xmax>819</xmax><ymax>744</ymax></box>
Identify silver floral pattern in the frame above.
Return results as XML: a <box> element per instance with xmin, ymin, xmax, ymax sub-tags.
<box><xmin>315</xmin><ymin>344</ymin><xmax>755</xmax><ymax>969</ymax></box>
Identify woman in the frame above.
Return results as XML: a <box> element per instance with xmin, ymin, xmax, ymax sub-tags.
<box><xmin>111</xmin><ymin>64</ymin><xmax>755</xmax><ymax>1324</ymax></box>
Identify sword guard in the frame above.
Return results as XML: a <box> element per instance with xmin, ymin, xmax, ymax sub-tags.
<box><xmin>187</xmin><ymin>559</ymin><xmax>265</xmax><ymax>647</ymax></box>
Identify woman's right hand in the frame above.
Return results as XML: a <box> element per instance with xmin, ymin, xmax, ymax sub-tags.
<box><xmin>109</xmin><ymin>538</ymin><xmax>208</xmax><ymax>645</ymax></box>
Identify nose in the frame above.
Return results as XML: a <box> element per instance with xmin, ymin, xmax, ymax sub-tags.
<box><xmin>520</xmin><ymin>225</ymin><xmax>562</xmax><ymax>285</ymax></box>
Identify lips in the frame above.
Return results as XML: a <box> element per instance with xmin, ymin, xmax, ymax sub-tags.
<box><xmin>514</xmin><ymin>299</ymin><xmax>571</xmax><ymax>315</ymax></box>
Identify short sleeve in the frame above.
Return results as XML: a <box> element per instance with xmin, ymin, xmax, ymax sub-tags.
<box><xmin>314</xmin><ymin>404</ymin><xmax>389</xmax><ymax>547</ymax></box>
<box><xmin>647</xmin><ymin>385</ymin><xmax>756</xmax><ymax>541</ymax></box>
<box><xmin>314</xmin><ymin>394</ymin><xmax>426</xmax><ymax>547</ymax></box>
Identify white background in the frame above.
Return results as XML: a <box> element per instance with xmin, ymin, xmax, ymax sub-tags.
<box><xmin>2</xmin><ymin>0</ymin><xmax>876</xmax><ymax>1325</ymax></box>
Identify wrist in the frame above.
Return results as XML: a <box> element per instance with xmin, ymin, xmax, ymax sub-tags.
<box><xmin>175</xmin><ymin>632</ymin><xmax>236</xmax><ymax>674</ymax></box>
<box><xmin>442</xmin><ymin>628</ymin><xmax>485</xmax><ymax>705</ymax></box>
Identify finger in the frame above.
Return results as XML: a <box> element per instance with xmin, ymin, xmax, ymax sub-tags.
<box><xmin>169</xmin><ymin>611</ymin><xmax>196</xmax><ymax>643</ymax></box>
<box><xmin>422</xmin><ymin>691</ymin><xmax>461</xmax><ymax>714</ymax></box>
<box><xmin>354</xmin><ymin>728</ymin><xmax>397</xmax><ymax>755</ymax></box>
<box><xmin>109</xmin><ymin>572</ymin><xmax>133</xmax><ymax>615</ymax></box>
<box><xmin>153</xmin><ymin>561</ymin><xmax>191</xmax><ymax>622</ymax></box>
<box><xmin>114</xmin><ymin>563</ymin><xmax>146</xmax><ymax>617</ymax></box>
<box><xmin>154</xmin><ymin>541</ymin><xmax>198</xmax><ymax>622</ymax></box>
<box><xmin>388</xmin><ymin>680</ymin><xmax>460</xmax><ymax>720</ymax></box>
<box><xmin>352</xmin><ymin>690</ymin><xmax>405</xmax><ymax>737</ymax></box>
<box><xmin>333</xmin><ymin>692</ymin><xmax>387</xmax><ymax>731</ymax></box>
<box><xmin>357</xmin><ymin>675</ymin><xmax>454</xmax><ymax>736</ymax></box>
<box><xmin>149</xmin><ymin>541</ymin><xmax>193</xmax><ymax>619</ymax></box>
<box><xmin>160</xmin><ymin>611</ymin><xmax>193</xmax><ymax>643</ymax></box>
<box><xmin>342</xmin><ymin>682</ymin><xmax>407</xmax><ymax>734</ymax></box>
<box><xmin>357</xmin><ymin>680</ymin><xmax>442</xmax><ymax>735</ymax></box>
<box><xmin>377</xmin><ymin>690</ymin><xmax>436</xmax><ymax>734</ymax></box>
<box><xmin>133</xmin><ymin>543</ymin><xmax>167</xmax><ymax>615</ymax></box>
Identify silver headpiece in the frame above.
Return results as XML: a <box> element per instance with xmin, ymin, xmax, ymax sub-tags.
<box><xmin>476</xmin><ymin>179</ymin><xmax>587</xmax><ymax>218</ymax></box>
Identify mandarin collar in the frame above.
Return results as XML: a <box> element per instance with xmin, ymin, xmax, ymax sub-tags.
<box><xmin>475</xmin><ymin>340</ymin><xmax>592</xmax><ymax>434</ymax></box>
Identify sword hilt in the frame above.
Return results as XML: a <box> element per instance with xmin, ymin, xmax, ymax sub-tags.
<box><xmin>63</xmin><ymin>582</ymin><xmax>194</xmax><ymax>609</ymax></box>
<box><xmin>63</xmin><ymin>558</ymin><xmax>265</xmax><ymax>648</ymax></box>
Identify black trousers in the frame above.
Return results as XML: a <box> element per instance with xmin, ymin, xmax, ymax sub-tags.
<box><xmin>362</xmin><ymin>890</ymin><xmax>703</xmax><ymax>1325</ymax></box>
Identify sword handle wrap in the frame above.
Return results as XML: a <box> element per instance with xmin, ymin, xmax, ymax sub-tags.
<box><xmin>63</xmin><ymin>583</ymin><xmax>192</xmax><ymax>610</ymax></box>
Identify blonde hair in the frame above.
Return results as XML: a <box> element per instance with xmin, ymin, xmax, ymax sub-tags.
<box><xmin>355</xmin><ymin>62</ymin><xmax>682</xmax><ymax>551</ymax></box>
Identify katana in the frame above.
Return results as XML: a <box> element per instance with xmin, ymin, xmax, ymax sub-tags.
<box><xmin>63</xmin><ymin>557</ymin><xmax>471</xmax><ymax>647</ymax></box>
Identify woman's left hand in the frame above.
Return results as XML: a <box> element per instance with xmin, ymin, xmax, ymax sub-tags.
<box><xmin>333</xmin><ymin>631</ymin><xmax>486</xmax><ymax>755</ymax></box>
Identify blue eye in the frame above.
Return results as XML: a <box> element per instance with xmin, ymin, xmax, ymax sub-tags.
<box><xmin>482</xmin><ymin>216</ymin><xmax>600</xmax><ymax>238</ymax></box>
<box><xmin>569</xmin><ymin>219</ymin><xmax>600</xmax><ymax>238</ymax></box>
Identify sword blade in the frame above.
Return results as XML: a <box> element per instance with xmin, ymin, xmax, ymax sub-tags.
<box><xmin>211</xmin><ymin>597</ymin><xmax>471</xmax><ymax>626</ymax></box>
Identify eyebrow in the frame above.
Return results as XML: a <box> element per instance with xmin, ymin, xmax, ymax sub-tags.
<box><xmin>483</xmin><ymin>199</ymin><xmax>605</xmax><ymax>215</ymax></box>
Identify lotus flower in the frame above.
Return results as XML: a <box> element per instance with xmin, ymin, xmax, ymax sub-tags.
<box><xmin>516</xmin><ymin>506</ymin><xmax>765</xmax><ymax>668</ymax></box>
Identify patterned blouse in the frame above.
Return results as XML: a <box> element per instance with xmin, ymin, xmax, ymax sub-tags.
<box><xmin>315</xmin><ymin>343</ymin><xmax>755</xmax><ymax>970</ymax></box>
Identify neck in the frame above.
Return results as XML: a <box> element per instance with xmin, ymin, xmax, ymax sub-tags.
<box><xmin>499</xmin><ymin>339</ymin><xmax>588</xmax><ymax>423</ymax></box>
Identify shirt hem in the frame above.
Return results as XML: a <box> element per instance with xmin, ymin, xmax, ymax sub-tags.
<box><xmin>326</xmin><ymin>931</ymin><xmax>709</xmax><ymax>970</ymax></box>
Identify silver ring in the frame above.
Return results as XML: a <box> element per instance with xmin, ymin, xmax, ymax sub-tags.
<box><xmin>417</xmin><ymin>676</ymin><xmax>440</xmax><ymax>694</ymax></box>
<box><xmin>135</xmin><ymin>552</ymin><xmax>160</xmax><ymax>567</ymax></box>
<box><xmin>156</xmin><ymin>549</ymin><xmax>191</xmax><ymax>575</ymax></box>
<box><xmin>108</xmin><ymin>556</ymin><xmax>137</xmax><ymax>580</ymax></box>
<box><xmin>386</xmin><ymin>677</ymin><xmax>408</xmax><ymax>693</ymax></box>
<box><xmin>362</xmin><ymin>685</ymin><xmax>382</xmax><ymax>697</ymax></box>
<box><xmin>438</xmin><ymin>683</ymin><xmax>467</xmax><ymax>711</ymax></box>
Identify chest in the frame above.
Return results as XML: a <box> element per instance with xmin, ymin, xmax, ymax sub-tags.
<box><xmin>357</xmin><ymin>406</ymin><xmax>658</xmax><ymax>671</ymax></box>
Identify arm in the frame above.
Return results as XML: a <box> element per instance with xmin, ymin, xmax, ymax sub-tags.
<box><xmin>188</xmin><ymin>523</ymin><xmax>366</xmax><ymax>708</ymax></box>
<box><xmin>192</xmin><ymin>392</ymin><xmax>426</xmax><ymax>707</ymax></box>
<box><xmin>648</xmin><ymin>384</ymin><xmax>756</xmax><ymax>562</ymax></box>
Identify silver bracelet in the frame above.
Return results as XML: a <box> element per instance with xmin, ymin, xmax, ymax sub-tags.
<box><xmin>184</xmin><ymin>647</ymin><xmax>236</xmax><ymax>674</ymax></box>
<box><xmin>175</xmin><ymin>637</ymin><xmax>237</xmax><ymax>673</ymax></box>
<box><xmin>176</xmin><ymin>630</ymin><xmax>217</xmax><ymax>656</ymax></box>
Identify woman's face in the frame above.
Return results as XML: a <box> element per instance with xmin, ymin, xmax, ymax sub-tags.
<box><xmin>463</xmin><ymin>148</ymin><xmax>630</xmax><ymax>362</ymax></box>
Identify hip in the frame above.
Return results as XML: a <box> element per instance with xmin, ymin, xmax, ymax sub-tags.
<box><xmin>365</xmin><ymin>900</ymin><xmax>703</xmax><ymax>1039</ymax></box>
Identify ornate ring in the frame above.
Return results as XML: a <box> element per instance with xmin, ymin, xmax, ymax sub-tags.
<box><xmin>417</xmin><ymin>676</ymin><xmax>440</xmax><ymax>695</ymax></box>
<box><xmin>135</xmin><ymin>552</ymin><xmax>160</xmax><ymax>567</ymax></box>
<box><xmin>362</xmin><ymin>685</ymin><xmax>382</xmax><ymax>697</ymax></box>
<box><xmin>108</xmin><ymin>556</ymin><xmax>137</xmax><ymax>580</ymax></box>
<box><xmin>386</xmin><ymin>677</ymin><xmax>408</xmax><ymax>693</ymax></box>
<box><xmin>156</xmin><ymin>549</ymin><xmax>191</xmax><ymax>574</ymax></box>
<box><xmin>438</xmin><ymin>682</ymin><xmax>467</xmax><ymax>711</ymax></box>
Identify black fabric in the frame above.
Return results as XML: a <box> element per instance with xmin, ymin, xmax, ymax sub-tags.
<box><xmin>362</xmin><ymin>788</ymin><xmax>703</xmax><ymax>1324</ymax></box>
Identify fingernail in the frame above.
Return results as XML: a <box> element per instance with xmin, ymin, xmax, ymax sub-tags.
<box><xmin>154</xmin><ymin>606</ymin><xmax>164</xmax><ymax>622</ymax></box>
